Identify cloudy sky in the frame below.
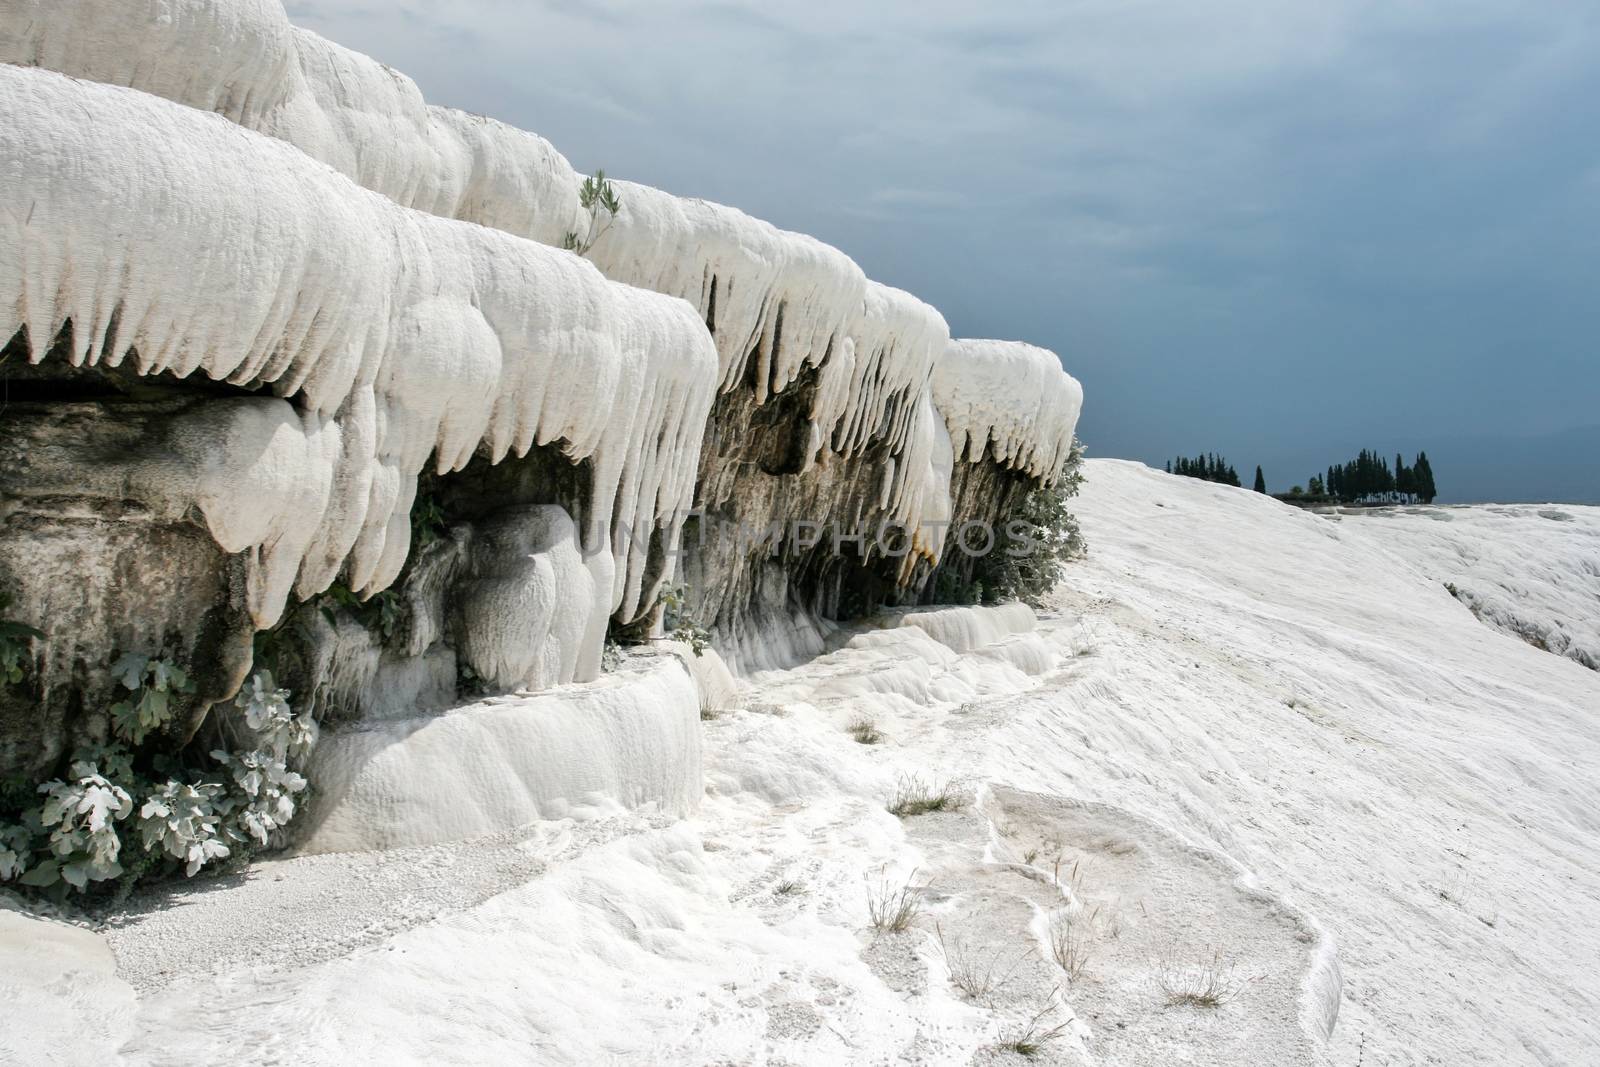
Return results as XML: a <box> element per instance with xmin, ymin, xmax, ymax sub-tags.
<box><xmin>289</xmin><ymin>1</ymin><xmax>1599</xmax><ymax>501</ymax></box>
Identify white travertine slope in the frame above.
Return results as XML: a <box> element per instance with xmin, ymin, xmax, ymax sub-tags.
<box><xmin>0</xmin><ymin>64</ymin><xmax>717</xmax><ymax>681</ymax></box>
<box><xmin>8</xmin><ymin>466</ymin><xmax>1599</xmax><ymax>1063</ymax></box>
<box><xmin>1338</xmin><ymin>503</ymin><xmax>1600</xmax><ymax>672</ymax></box>
<box><xmin>0</xmin><ymin>902</ymin><xmax>137</xmax><ymax>1062</ymax></box>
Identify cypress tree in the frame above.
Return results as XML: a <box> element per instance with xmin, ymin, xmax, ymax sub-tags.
<box><xmin>1416</xmin><ymin>451</ymin><xmax>1437</xmax><ymax>503</ymax></box>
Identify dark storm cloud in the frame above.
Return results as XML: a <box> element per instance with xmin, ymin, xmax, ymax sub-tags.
<box><xmin>288</xmin><ymin>0</ymin><xmax>1600</xmax><ymax>502</ymax></box>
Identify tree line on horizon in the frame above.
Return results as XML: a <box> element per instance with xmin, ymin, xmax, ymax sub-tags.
<box><xmin>1167</xmin><ymin>449</ymin><xmax>1439</xmax><ymax>504</ymax></box>
<box><xmin>1315</xmin><ymin>449</ymin><xmax>1438</xmax><ymax>504</ymax></box>
<box><xmin>1165</xmin><ymin>453</ymin><xmax>1241</xmax><ymax>487</ymax></box>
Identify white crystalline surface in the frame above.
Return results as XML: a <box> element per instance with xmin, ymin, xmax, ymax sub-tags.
<box><xmin>1337</xmin><ymin>503</ymin><xmax>1600</xmax><ymax>672</ymax></box>
<box><xmin>935</xmin><ymin>339</ymin><xmax>1084</xmax><ymax>480</ymax></box>
<box><xmin>0</xmin><ymin>64</ymin><xmax>717</xmax><ymax>677</ymax></box>
<box><xmin>0</xmin><ymin>0</ymin><xmax>585</xmax><ymax>248</ymax></box>
<box><xmin>7</xmin><ymin>461</ymin><xmax>1596</xmax><ymax>1064</ymax></box>
<box><xmin>299</xmin><ymin>656</ymin><xmax>703</xmax><ymax>855</ymax></box>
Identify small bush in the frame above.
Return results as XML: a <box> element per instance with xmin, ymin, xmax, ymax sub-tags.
<box><xmin>23</xmin><ymin>763</ymin><xmax>134</xmax><ymax>890</ymax></box>
<box><xmin>887</xmin><ymin>773</ymin><xmax>968</xmax><ymax>818</ymax></box>
<box><xmin>847</xmin><ymin>716</ymin><xmax>883</xmax><ymax>745</ymax></box>
<box><xmin>967</xmin><ymin>437</ymin><xmax>1087</xmax><ymax>607</ymax></box>
<box><xmin>659</xmin><ymin>582</ymin><xmax>711</xmax><ymax>656</ymax></box>
<box><xmin>563</xmin><ymin>170</ymin><xmax>622</xmax><ymax>257</ymax></box>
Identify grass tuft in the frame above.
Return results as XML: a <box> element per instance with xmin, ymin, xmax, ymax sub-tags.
<box><xmin>1155</xmin><ymin>946</ymin><xmax>1244</xmax><ymax>1008</ymax></box>
<box><xmin>995</xmin><ymin>993</ymin><xmax>1072</xmax><ymax>1058</ymax></box>
<box><xmin>847</xmin><ymin>716</ymin><xmax>883</xmax><ymax>745</ymax></box>
<box><xmin>1047</xmin><ymin>906</ymin><xmax>1099</xmax><ymax>982</ymax></box>
<box><xmin>886</xmin><ymin>773</ymin><xmax>968</xmax><ymax>818</ymax></box>
<box><xmin>865</xmin><ymin>869</ymin><xmax>924</xmax><ymax>934</ymax></box>
<box><xmin>935</xmin><ymin>923</ymin><xmax>1029</xmax><ymax>1002</ymax></box>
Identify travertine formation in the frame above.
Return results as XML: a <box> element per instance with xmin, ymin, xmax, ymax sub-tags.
<box><xmin>0</xmin><ymin>0</ymin><xmax>1082</xmax><ymax>828</ymax></box>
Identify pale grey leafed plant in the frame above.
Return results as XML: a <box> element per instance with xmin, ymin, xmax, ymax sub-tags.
<box><xmin>212</xmin><ymin>670</ymin><xmax>318</xmax><ymax>847</ymax></box>
<box><xmin>23</xmin><ymin>762</ymin><xmax>134</xmax><ymax>889</ymax></box>
<box><xmin>108</xmin><ymin>651</ymin><xmax>193</xmax><ymax>745</ymax></box>
<box><xmin>138</xmin><ymin>780</ymin><xmax>229</xmax><ymax>876</ymax></box>
<box><xmin>0</xmin><ymin>668</ymin><xmax>321</xmax><ymax>894</ymax></box>
<box><xmin>0</xmin><ymin>823</ymin><xmax>31</xmax><ymax>882</ymax></box>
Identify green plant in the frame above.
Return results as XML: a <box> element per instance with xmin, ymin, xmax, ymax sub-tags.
<box><xmin>0</xmin><ymin>593</ymin><xmax>43</xmax><ymax>685</ymax></box>
<box><xmin>457</xmin><ymin>661</ymin><xmax>488</xmax><ymax>698</ymax></box>
<box><xmin>932</xmin><ymin>568</ymin><xmax>982</xmax><ymax>607</ymax></box>
<box><xmin>660</xmin><ymin>582</ymin><xmax>711</xmax><ymax>656</ymax></box>
<box><xmin>969</xmin><ymin>437</ymin><xmax>1086</xmax><ymax>607</ymax></box>
<box><xmin>563</xmin><ymin>170</ymin><xmax>622</xmax><ymax>257</ymax></box>
<box><xmin>410</xmin><ymin>478</ymin><xmax>448</xmax><ymax>549</ymax></box>
<box><xmin>317</xmin><ymin>583</ymin><xmax>403</xmax><ymax>643</ymax></box>
<box><xmin>108</xmin><ymin>652</ymin><xmax>193</xmax><ymax>744</ymax></box>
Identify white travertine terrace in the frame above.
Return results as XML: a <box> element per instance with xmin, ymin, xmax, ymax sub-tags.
<box><xmin>0</xmin><ymin>64</ymin><xmax>717</xmax><ymax>681</ymax></box>
<box><xmin>0</xmin><ymin>0</ymin><xmax>1086</xmax><ymax>840</ymax></box>
<box><xmin>0</xmin><ymin>0</ymin><xmax>1068</xmax><ymax>517</ymax></box>
<box><xmin>299</xmin><ymin>657</ymin><xmax>704</xmax><ymax>854</ymax></box>
<box><xmin>934</xmin><ymin>340</ymin><xmax>1085</xmax><ymax>483</ymax></box>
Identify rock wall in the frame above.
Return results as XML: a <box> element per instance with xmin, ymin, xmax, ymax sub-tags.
<box><xmin>0</xmin><ymin>0</ymin><xmax>1083</xmax><ymax>822</ymax></box>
